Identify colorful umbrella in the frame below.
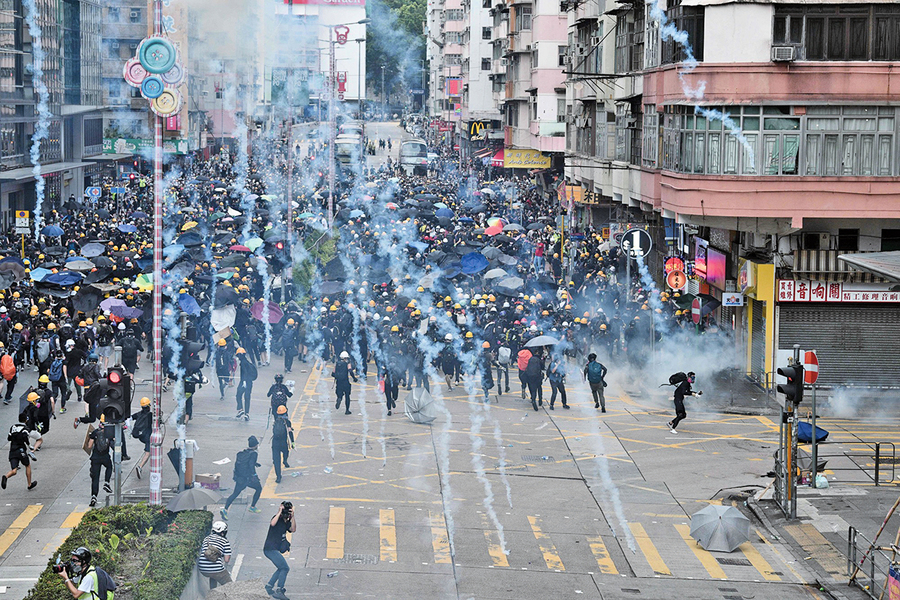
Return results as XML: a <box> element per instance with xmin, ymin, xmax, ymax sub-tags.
<box><xmin>229</xmin><ymin>245</ymin><xmax>252</xmax><ymax>252</ymax></box>
<box><xmin>251</xmin><ymin>300</ymin><xmax>284</xmax><ymax>324</ymax></box>
<box><xmin>385</xmin><ymin>202</ymin><xmax>398</xmax><ymax>210</ymax></box>
<box><xmin>181</xmin><ymin>221</ymin><xmax>198</xmax><ymax>231</ymax></box>
<box><xmin>487</xmin><ymin>217</ymin><xmax>506</xmax><ymax>228</ymax></box>
<box><xmin>484</xmin><ymin>225</ymin><xmax>503</xmax><ymax>236</ymax></box>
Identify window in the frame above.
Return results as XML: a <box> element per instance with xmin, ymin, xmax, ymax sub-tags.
<box><xmin>108</xmin><ymin>6</ymin><xmax>120</xmax><ymax>22</ymax></box>
<box><xmin>643</xmin><ymin>106</ymin><xmax>659</xmax><ymax>168</ymax></box>
<box><xmin>837</xmin><ymin>228</ymin><xmax>859</xmax><ymax>251</ymax></box>
<box><xmin>515</xmin><ymin>5</ymin><xmax>531</xmax><ymax>31</ymax></box>
<box><xmin>661</xmin><ymin>1</ymin><xmax>704</xmax><ymax>64</ymax></box>
<box><xmin>776</xmin><ymin>4</ymin><xmax>900</xmax><ymax>61</ymax></box>
<box><xmin>483</xmin><ymin>27</ymin><xmax>492</xmax><ymax>40</ymax></box>
<box><xmin>557</xmin><ymin>97</ymin><xmax>566</xmax><ymax>123</ymax></box>
<box><xmin>84</xmin><ymin>118</ymin><xmax>102</xmax><ymax>149</ymax></box>
<box><xmin>446</xmin><ymin>54</ymin><xmax>462</xmax><ymax>65</ymax></box>
<box><xmin>481</xmin><ymin>57</ymin><xmax>490</xmax><ymax>70</ymax></box>
<box><xmin>445</xmin><ymin>9</ymin><xmax>464</xmax><ymax>21</ymax></box>
<box><xmin>483</xmin><ymin>0</ymin><xmax>491</xmax><ymax>7</ymax></box>
<box><xmin>882</xmin><ymin>229</ymin><xmax>900</xmax><ymax>251</ymax></box>
<box><xmin>129</xmin><ymin>8</ymin><xmax>141</xmax><ymax>23</ymax></box>
<box><xmin>558</xmin><ymin>45</ymin><xmax>567</xmax><ymax>67</ymax></box>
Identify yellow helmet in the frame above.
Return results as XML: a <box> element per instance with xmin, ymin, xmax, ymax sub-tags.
<box><xmin>436</xmin><ymin>301</ymin><xmax>443</xmax><ymax>308</ymax></box>
<box><xmin>390</xmin><ymin>325</ymin><xmax>399</xmax><ymax>332</ymax></box>
<box><xmin>277</xmin><ymin>405</ymin><xmax>288</xmax><ymax>415</ymax></box>
<box><xmin>140</xmin><ymin>396</ymin><xmax>151</xmax><ymax>407</ymax></box>
<box><xmin>217</xmin><ymin>338</ymin><xmax>227</xmax><ymax>347</ymax></box>
<box><xmin>85</xmin><ymin>318</ymin><xmax>93</xmax><ymax>325</ymax></box>
<box><xmin>79</xmin><ymin>321</ymin><xmax>86</xmax><ymax>327</ymax></box>
<box><xmin>48</xmin><ymin>323</ymin><xmax>56</xmax><ymax>330</ymax></box>
<box><xmin>330</xmin><ymin>305</ymin><xmax>337</xmax><ymax>312</ymax></box>
<box><xmin>416</xmin><ymin>286</ymin><xmax>424</xmax><ymax>293</ymax></box>
<box><xmin>287</xmin><ymin>318</ymin><xmax>295</xmax><ymax>325</ymax></box>
<box><xmin>14</xmin><ymin>323</ymin><xmax>22</xmax><ymax>330</ymax></box>
<box><xmin>407</xmin><ymin>301</ymin><xmax>415</xmax><ymax>308</ymax></box>
<box><xmin>482</xmin><ymin>341</ymin><xmax>490</xmax><ymax>348</ymax></box>
<box><xmin>453</xmin><ymin>303</ymin><xmax>461</xmax><ymax>309</ymax></box>
<box><xmin>39</xmin><ymin>374</ymin><xmax>50</xmax><ymax>383</ymax></box>
<box><xmin>236</xmin><ymin>347</ymin><xmax>246</xmax><ymax>354</ymax></box>
<box><xmin>488</xmin><ymin>295</ymin><xmax>496</xmax><ymax>302</ymax></box>
<box><xmin>444</xmin><ymin>296</ymin><xmax>452</xmax><ymax>303</ymax></box>
<box><xmin>27</xmin><ymin>392</ymin><xmax>39</xmax><ymax>403</ymax></box>
<box><xmin>465</xmin><ymin>331</ymin><xmax>473</xmax><ymax>338</ymax></box>
<box><xmin>600</xmin><ymin>324</ymin><xmax>607</xmax><ymax>330</ymax></box>
<box><xmin>541</xmin><ymin>310</ymin><xmax>549</xmax><ymax>316</ymax></box>
<box><xmin>470</xmin><ymin>299</ymin><xmax>477</xmax><ymax>306</ymax></box>
<box><xmin>386</xmin><ymin>306</ymin><xmax>393</xmax><ymax>313</ymax></box>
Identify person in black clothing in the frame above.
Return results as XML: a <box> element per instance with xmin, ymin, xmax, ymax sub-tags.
<box><xmin>2</xmin><ymin>419</ymin><xmax>37</xmax><ymax>490</ymax></box>
<box><xmin>263</xmin><ymin>501</ymin><xmax>296</xmax><ymax>600</ymax></box>
<box><xmin>119</xmin><ymin>328</ymin><xmax>143</xmax><ymax>376</ymax></box>
<box><xmin>668</xmin><ymin>372</ymin><xmax>702</xmax><ymax>434</ymax></box>
<box><xmin>267</xmin><ymin>374</ymin><xmax>292</xmax><ymax>415</ymax></box>
<box><xmin>282</xmin><ymin>319</ymin><xmax>299</xmax><ymax>373</ymax></box>
<box><xmin>332</xmin><ymin>351</ymin><xmax>357</xmax><ymax>415</ymax></box>
<box><xmin>235</xmin><ymin>347</ymin><xmax>257</xmax><ymax>420</ymax></box>
<box><xmin>525</xmin><ymin>349</ymin><xmax>544</xmax><ymax>411</ymax></box>
<box><xmin>272</xmin><ymin>405</ymin><xmax>294</xmax><ymax>483</ymax></box>
<box><xmin>86</xmin><ymin>416</ymin><xmax>113</xmax><ymax>507</ymax></box>
<box><xmin>130</xmin><ymin>397</ymin><xmax>153</xmax><ymax>479</ymax></box>
<box><xmin>63</xmin><ymin>339</ymin><xmax>85</xmax><ymax>404</ymax></box>
<box><xmin>221</xmin><ymin>436</ymin><xmax>262</xmax><ymax>518</ymax></box>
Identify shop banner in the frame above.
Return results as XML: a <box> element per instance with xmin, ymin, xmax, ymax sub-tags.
<box><xmin>284</xmin><ymin>0</ymin><xmax>365</xmax><ymax>5</ymax></box>
<box><xmin>103</xmin><ymin>137</ymin><xmax>188</xmax><ymax>155</ymax></box>
<box><xmin>778</xmin><ymin>279</ymin><xmax>900</xmax><ymax>303</ymax></box>
<box><xmin>503</xmin><ymin>148</ymin><xmax>551</xmax><ymax>169</ymax></box>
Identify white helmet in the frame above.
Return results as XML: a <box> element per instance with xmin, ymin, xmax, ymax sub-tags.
<box><xmin>339</xmin><ymin>351</ymin><xmax>350</xmax><ymax>359</ymax></box>
<box><xmin>212</xmin><ymin>521</ymin><xmax>227</xmax><ymax>534</ymax></box>
<box><xmin>444</xmin><ymin>333</ymin><xmax>452</xmax><ymax>341</ymax></box>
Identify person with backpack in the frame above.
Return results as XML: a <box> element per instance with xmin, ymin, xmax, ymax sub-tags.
<box><xmin>495</xmin><ymin>344</ymin><xmax>511</xmax><ymax>394</ymax></box>
<box><xmin>332</xmin><ymin>351</ymin><xmax>357</xmax><ymax>415</ymax></box>
<box><xmin>667</xmin><ymin>371</ymin><xmax>702</xmax><ymax>434</ymax></box>
<box><xmin>57</xmin><ymin>546</ymin><xmax>116</xmax><ymax>599</ymax></box>
<box><xmin>3</xmin><ymin>417</ymin><xmax>37</xmax><ymax>491</ymax></box>
<box><xmin>267</xmin><ymin>373</ymin><xmax>292</xmax><ymax>415</ymax></box>
<box><xmin>197</xmin><ymin>521</ymin><xmax>232</xmax><ymax>590</ymax></box>
<box><xmin>81</xmin><ymin>353</ymin><xmax>102</xmax><ymax>389</ymax></box>
<box><xmin>479</xmin><ymin>341</ymin><xmax>495</xmax><ymax>403</ymax></box>
<box><xmin>119</xmin><ymin>328</ymin><xmax>143</xmax><ymax>376</ymax></box>
<box><xmin>48</xmin><ymin>350</ymin><xmax>68</xmax><ymax>413</ymax></box>
<box><xmin>272</xmin><ymin>405</ymin><xmax>294</xmax><ymax>484</ymax></box>
<box><xmin>548</xmin><ymin>353</ymin><xmax>569</xmax><ymax>410</ymax></box>
<box><xmin>0</xmin><ymin>344</ymin><xmax>17</xmax><ymax>405</ymax></box>
<box><xmin>64</xmin><ymin>338</ymin><xmax>86</xmax><ymax>404</ymax></box>
<box><xmin>86</xmin><ymin>416</ymin><xmax>113</xmax><ymax>507</ymax></box>
<box><xmin>95</xmin><ymin>317</ymin><xmax>115</xmax><ymax>371</ymax></box>
<box><xmin>130</xmin><ymin>397</ymin><xmax>152</xmax><ymax>479</ymax></box>
<box><xmin>516</xmin><ymin>348</ymin><xmax>532</xmax><ymax>400</ymax></box>
<box><xmin>220</xmin><ymin>436</ymin><xmax>263</xmax><ymax>519</ymax></box>
<box><xmin>582</xmin><ymin>353</ymin><xmax>608</xmax><ymax>412</ymax></box>
<box><xmin>235</xmin><ymin>347</ymin><xmax>257</xmax><ymax>421</ymax></box>
<box><xmin>35</xmin><ymin>331</ymin><xmax>52</xmax><ymax>375</ymax></box>
<box><xmin>525</xmin><ymin>348</ymin><xmax>544</xmax><ymax>411</ymax></box>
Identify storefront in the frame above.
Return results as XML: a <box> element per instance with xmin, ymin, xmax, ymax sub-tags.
<box><xmin>776</xmin><ymin>280</ymin><xmax>900</xmax><ymax>387</ymax></box>
<box><xmin>742</xmin><ymin>261</ymin><xmax>776</xmax><ymax>386</ymax></box>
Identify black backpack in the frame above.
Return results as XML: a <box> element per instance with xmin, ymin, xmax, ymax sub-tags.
<box><xmin>92</xmin><ymin>565</ymin><xmax>117</xmax><ymax>599</ymax></box>
<box><xmin>668</xmin><ymin>372</ymin><xmax>688</xmax><ymax>386</ymax></box>
<box><xmin>334</xmin><ymin>361</ymin><xmax>349</xmax><ymax>380</ymax></box>
<box><xmin>273</xmin><ymin>416</ymin><xmax>288</xmax><ymax>444</ymax></box>
<box><xmin>233</xmin><ymin>448</ymin><xmax>254</xmax><ymax>481</ymax></box>
<box><xmin>131</xmin><ymin>410</ymin><xmax>151</xmax><ymax>440</ymax></box>
<box><xmin>94</xmin><ymin>430</ymin><xmax>110</xmax><ymax>454</ymax></box>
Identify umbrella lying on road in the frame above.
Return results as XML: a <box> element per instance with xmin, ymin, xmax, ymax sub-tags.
<box><xmin>166</xmin><ymin>484</ymin><xmax>221</xmax><ymax>512</ymax></box>
<box><xmin>405</xmin><ymin>387</ymin><xmax>437</xmax><ymax>424</ymax></box>
<box><xmin>689</xmin><ymin>505</ymin><xmax>750</xmax><ymax>553</ymax></box>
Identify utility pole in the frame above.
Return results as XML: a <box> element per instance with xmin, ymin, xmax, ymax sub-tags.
<box><xmin>381</xmin><ymin>65</ymin><xmax>385</xmax><ymax>117</ymax></box>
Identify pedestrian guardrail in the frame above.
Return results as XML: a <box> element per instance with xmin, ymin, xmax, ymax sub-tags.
<box><xmin>848</xmin><ymin>525</ymin><xmax>892</xmax><ymax>599</ymax></box>
<box><xmin>801</xmin><ymin>440</ymin><xmax>898</xmax><ymax>486</ymax></box>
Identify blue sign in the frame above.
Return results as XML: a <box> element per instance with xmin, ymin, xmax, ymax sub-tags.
<box><xmin>84</xmin><ymin>186</ymin><xmax>101</xmax><ymax>198</ymax></box>
<box><xmin>409</xmin><ymin>89</ymin><xmax>425</xmax><ymax>95</ymax></box>
<box><xmin>110</xmin><ymin>187</ymin><xmax>128</xmax><ymax>195</ymax></box>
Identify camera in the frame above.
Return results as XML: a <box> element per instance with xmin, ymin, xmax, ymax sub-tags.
<box><xmin>282</xmin><ymin>501</ymin><xmax>293</xmax><ymax>511</ymax></box>
<box><xmin>53</xmin><ymin>561</ymin><xmax>71</xmax><ymax>575</ymax></box>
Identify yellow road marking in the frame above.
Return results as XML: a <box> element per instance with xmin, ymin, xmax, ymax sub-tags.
<box><xmin>756</xmin><ymin>529</ymin><xmax>806</xmax><ymax>583</ymax></box>
<box><xmin>587</xmin><ymin>535</ymin><xmax>618</xmax><ymax>574</ymax></box>
<box><xmin>528</xmin><ymin>516</ymin><xmax>564</xmax><ymax>571</ymax></box>
<box><xmin>429</xmin><ymin>511</ymin><xmax>452</xmax><ymax>564</ymax></box>
<box><xmin>0</xmin><ymin>505</ymin><xmax>42</xmax><ymax>557</ymax></box>
<box><xmin>326</xmin><ymin>506</ymin><xmax>345</xmax><ymax>559</ymax></box>
<box><xmin>41</xmin><ymin>529</ymin><xmax>70</xmax><ymax>556</ymax></box>
<box><xmin>783</xmin><ymin>523</ymin><xmax>845</xmax><ymax>576</ymax></box>
<box><xmin>61</xmin><ymin>508</ymin><xmax>86</xmax><ymax>529</ymax></box>
<box><xmin>379</xmin><ymin>509</ymin><xmax>397</xmax><ymax>563</ymax></box>
<box><xmin>629</xmin><ymin>523</ymin><xmax>671</xmax><ymax>576</ymax></box>
<box><xmin>674</xmin><ymin>524</ymin><xmax>727</xmax><ymax>579</ymax></box>
<box><xmin>479</xmin><ymin>513</ymin><xmax>509</xmax><ymax>567</ymax></box>
<box><xmin>739</xmin><ymin>538</ymin><xmax>781</xmax><ymax>581</ymax></box>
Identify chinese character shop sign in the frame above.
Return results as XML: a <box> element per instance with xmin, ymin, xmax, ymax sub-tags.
<box><xmin>778</xmin><ymin>280</ymin><xmax>900</xmax><ymax>303</ymax></box>
<box><xmin>503</xmin><ymin>148</ymin><xmax>551</xmax><ymax>169</ymax></box>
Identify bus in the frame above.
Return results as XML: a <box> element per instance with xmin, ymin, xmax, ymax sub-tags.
<box><xmin>339</xmin><ymin>121</ymin><xmax>364</xmax><ymax>137</ymax></box>
<box><xmin>335</xmin><ymin>134</ymin><xmax>364</xmax><ymax>169</ymax></box>
<box><xmin>399</xmin><ymin>139</ymin><xmax>429</xmax><ymax>175</ymax></box>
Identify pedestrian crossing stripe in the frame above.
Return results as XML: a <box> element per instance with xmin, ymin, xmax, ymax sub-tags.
<box><xmin>586</xmin><ymin>535</ymin><xmax>617</xmax><ymax>574</ymax></box>
<box><xmin>429</xmin><ymin>511</ymin><xmax>452</xmax><ymax>564</ymax></box>
<box><xmin>674</xmin><ymin>523</ymin><xmax>728</xmax><ymax>579</ymax></box>
<box><xmin>0</xmin><ymin>505</ymin><xmax>42</xmax><ymax>558</ymax></box>
<box><xmin>379</xmin><ymin>509</ymin><xmax>397</xmax><ymax>563</ymax></box>
<box><xmin>479</xmin><ymin>513</ymin><xmax>509</xmax><ymax>567</ymax></box>
<box><xmin>628</xmin><ymin>522</ymin><xmax>671</xmax><ymax>576</ymax></box>
<box><xmin>326</xmin><ymin>507</ymin><xmax>345</xmax><ymax>559</ymax></box>
<box><xmin>528</xmin><ymin>516</ymin><xmax>564</xmax><ymax>571</ymax></box>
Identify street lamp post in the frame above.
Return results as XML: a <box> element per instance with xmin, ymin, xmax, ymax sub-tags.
<box><xmin>355</xmin><ymin>38</ymin><xmax>365</xmax><ymax>144</ymax></box>
<box><xmin>380</xmin><ymin>65</ymin><xmax>385</xmax><ymax>118</ymax></box>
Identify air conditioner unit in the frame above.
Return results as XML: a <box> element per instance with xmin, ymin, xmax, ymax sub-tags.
<box><xmin>130</xmin><ymin>10</ymin><xmax>140</xmax><ymax>19</ymax></box>
<box><xmin>576</xmin><ymin>43</ymin><xmax>586</xmax><ymax>55</ymax></box>
<box><xmin>590</xmin><ymin>36</ymin><xmax>600</xmax><ymax>47</ymax></box>
<box><xmin>111</xmin><ymin>41</ymin><xmax>119</xmax><ymax>49</ymax></box>
<box><xmin>771</xmin><ymin>46</ymin><xmax>795</xmax><ymax>62</ymax></box>
<box><xmin>501</xmin><ymin>58</ymin><xmax>508</xmax><ymax>67</ymax></box>
<box><xmin>202</xmin><ymin>91</ymin><xmax>209</xmax><ymax>96</ymax></box>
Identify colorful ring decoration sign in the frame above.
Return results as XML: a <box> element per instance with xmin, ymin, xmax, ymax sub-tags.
<box><xmin>123</xmin><ymin>35</ymin><xmax>185</xmax><ymax>117</ymax></box>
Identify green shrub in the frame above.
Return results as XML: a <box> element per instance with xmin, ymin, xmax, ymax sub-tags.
<box><xmin>23</xmin><ymin>504</ymin><xmax>211</xmax><ymax>600</ymax></box>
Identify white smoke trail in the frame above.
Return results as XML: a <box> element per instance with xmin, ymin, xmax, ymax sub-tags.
<box><xmin>23</xmin><ymin>0</ymin><xmax>51</xmax><ymax>238</ymax></box>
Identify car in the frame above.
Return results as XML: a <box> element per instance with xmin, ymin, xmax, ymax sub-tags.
<box><xmin>427</xmin><ymin>152</ymin><xmax>439</xmax><ymax>162</ymax></box>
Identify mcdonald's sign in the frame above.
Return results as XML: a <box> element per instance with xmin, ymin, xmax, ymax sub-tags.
<box><xmin>468</xmin><ymin>120</ymin><xmax>491</xmax><ymax>141</ymax></box>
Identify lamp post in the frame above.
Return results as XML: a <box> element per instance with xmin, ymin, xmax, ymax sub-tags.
<box><xmin>380</xmin><ymin>65</ymin><xmax>385</xmax><ymax>118</ymax></box>
<box><xmin>354</xmin><ymin>38</ymin><xmax>365</xmax><ymax>122</ymax></box>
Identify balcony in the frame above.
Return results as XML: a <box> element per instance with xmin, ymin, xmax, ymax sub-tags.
<box><xmin>792</xmin><ymin>250</ymin><xmax>887</xmax><ymax>283</ymax></box>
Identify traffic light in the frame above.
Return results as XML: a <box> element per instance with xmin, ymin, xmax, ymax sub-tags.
<box><xmin>129</xmin><ymin>173</ymin><xmax>136</xmax><ymax>181</ymax></box>
<box><xmin>180</xmin><ymin>340</ymin><xmax>205</xmax><ymax>375</ymax></box>
<box><xmin>777</xmin><ymin>363</ymin><xmax>805</xmax><ymax>404</ymax></box>
<box><xmin>98</xmin><ymin>366</ymin><xmax>132</xmax><ymax>421</ymax></box>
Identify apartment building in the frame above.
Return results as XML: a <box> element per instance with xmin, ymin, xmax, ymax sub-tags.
<box><xmin>563</xmin><ymin>0</ymin><xmax>900</xmax><ymax>387</ymax></box>
<box><xmin>0</xmin><ymin>0</ymin><xmax>104</xmax><ymax>223</ymax></box>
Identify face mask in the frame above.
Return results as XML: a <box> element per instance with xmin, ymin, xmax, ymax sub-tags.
<box><xmin>71</xmin><ymin>561</ymin><xmax>83</xmax><ymax>575</ymax></box>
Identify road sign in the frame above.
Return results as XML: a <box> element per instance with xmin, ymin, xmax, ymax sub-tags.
<box><xmin>691</xmin><ymin>297</ymin><xmax>702</xmax><ymax>324</ymax></box>
<box><xmin>110</xmin><ymin>187</ymin><xmax>128</xmax><ymax>195</ymax></box>
<box><xmin>85</xmin><ymin>186</ymin><xmax>101</xmax><ymax>198</ymax></box>
<box><xmin>15</xmin><ymin>210</ymin><xmax>29</xmax><ymax>228</ymax></box>
<box><xmin>410</xmin><ymin>88</ymin><xmax>425</xmax><ymax>95</ymax></box>
<box><xmin>622</xmin><ymin>228</ymin><xmax>652</xmax><ymax>259</ymax></box>
<box><xmin>804</xmin><ymin>350</ymin><xmax>819</xmax><ymax>385</ymax></box>
<box><xmin>667</xmin><ymin>270</ymin><xmax>687</xmax><ymax>291</ymax></box>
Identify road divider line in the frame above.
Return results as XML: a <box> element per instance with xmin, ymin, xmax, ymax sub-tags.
<box><xmin>326</xmin><ymin>507</ymin><xmax>345</xmax><ymax>559</ymax></box>
<box><xmin>629</xmin><ymin>523</ymin><xmax>671</xmax><ymax>576</ymax></box>
<box><xmin>379</xmin><ymin>509</ymin><xmax>397</xmax><ymax>563</ymax></box>
<box><xmin>586</xmin><ymin>535</ymin><xmax>618</xmax><ymax>574</ymax></box>
<box><xmin>429</xmin><ymin>511</ymin><xmax>451</xmax><ymax>564</ymax></box>
<box><xmin>0</xmin><ymin>505</ymin><xmax>42</xmax><ymax>557</ymax></box>
<box><xmin>674</xmin><ymin>523</ymin><xmax>727</xmax><ymax>579</ymax></box>
<box><xmin>527</xmin><ymin>516</ymin><xmax>564</xmax><ymax>571</ymax></box>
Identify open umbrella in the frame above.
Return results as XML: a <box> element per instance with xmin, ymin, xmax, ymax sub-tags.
<box><xmin>130</xmin><ymin>211</ymin><xmax>149</xmax><ymax>219</ymax></box>
<box><xmin>91</xmin><ymin>256</ymin><xmax>115</xmax><ymax>268</ymax></box>
<box><xmin>527</xmin><ymin>223</ymin><xmax>546</xmax><ymax>231</ymax></box>
<box><xmin>111</xmin><ymin>305</ymin><xmax>143</xmax><ymax>320</ymax></box>
<box><xmin>178</xmin><ymin>294</ymin><xmax>201</xmax><ymax>316</ymax></box>
<box><xmin>435</xmin><ymin>207</ymin><xmax>454</xmax><ymax>218</ymax></box>
<box><xmin>177</xmin><ymin>231</ymin><xmax>203</xmax><ymax>247</ymax></box>
<box><xmin>181</xmin><ymin>221</ymin><xmax>198</xmax><ymax>231</ymax></box>
<box><xmin>66</xmin><ymin>260</ymin><xmax>95</xmax><ymax>272</ymax></box>
<box><xmin>404</xmin><ymin>387</ymin><xmax>436</xmax><ymax>424</ymax></box>
<box><xmin>72</xmin><ymin>286</ymin><xmax>103</xmax><ymax>313</ymax></box>
<box><xmin>117</xmin><ymin>224</ymin><xmax>137</xmax><ymax>233</ymax></box>
<box><xmin>318</xmin><ymin>281</ymin><xmax>345</xmax><ymax>296</ymax></box>
<box><xmin>251</xmin><ymin>300</ymin><xmax>284</xmax><ymax>324</ymax></box>
<box><xmin>81</xmin><ymin>243</ymin><xmax>106</xmax><ymax>258</ymax></box>
<box><xmin>229</xmin><ymin>245</ymin><xmax>252</xmax><ymax>252</ymax></box>
<box><xmin>497</xmin><ymin>276</ymin><xmax>524</xmax><ymax>290</ymax></box>
<box><xmin>166</xmin><ymin>485</ymin><xmax>221</xmax><ymax>512</ymax></box>
<box><xmin>484</xmin><ymin>225</ymin><xmax>503</xmax><ymax>236</ymax></box>
<box><xmin>41</xmin><ymin>225</ymin><xmax>64</xmax><ymax>237</ymax></box>
<box><xmin>349</xmin><ymin>209</ymin><xmax>365</xmax><ymax>219</ymax></box>
<box><xmin>483</xmin><ymin>268</ymin><xmax>508</xmax><ymax>281</ymax></box>
<box><xmin>44</xmin><ymin>270</ymin><xmax>83</xmax><ymax>286</ymax></box>
<box><xmin>689</xmin><ymin>505</ymin><xmax>751</xmax><ymax>553</ymax></box>
<box><xmin>481</xmin><ymin>247</ymin><xmax>503</xmax><ymax>260</ymax></box>
<box><xmin>29</xmin><ymin>267</ymin><xmax>52</xmax><ymax>282</ymax></box>
<box><xmin>503</xmin><ymin>223</ymin><xmax>523</xmax><ymax>232</ymax></box>
<box><xmin>84</xmin><ymin>267</ymin><xmax>112</xmax><ymax>284</ymax></box>
<box><xmin>525</xmin><ymin>335</ymin><xmax>561</xmax><ymax>348</ymax></box>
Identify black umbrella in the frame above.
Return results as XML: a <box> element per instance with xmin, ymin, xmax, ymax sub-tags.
<box><xmin>96</xmin><ymin>208</ymin><xmax>110</xmax><ymax>219</ymax></box>
<box><xmin>217</xmin><ymin>254</ymin><xmax>246</xmax><ymax>269</ymax></box>
<box><xmin>167</xmin><ymin>261</ymin><xmax>195</xmax><ymax>282</ymax></box>
<box><xmin>481</xmin><ymin>247</ymin><xmax>503</xmax><ymax>260</ymax></box>
<box><xmin>84</xmin><ymin>267</ymin><xmax>112</xmax><ymax>284</ymax></box>
<box><xmin>81</xmin><ymin>242</ymin><xmax>105</xmax><ymax>257</ymax></box>
<box><xmin>91</xmin><ymin>256</ymin><xmax>115</xmax><ymax>268</ymax></box>
<box><xmin>0</xmin><ymin>272</ymin><xmax>16</xmax><ymax>291</ymax></box>
<box><xmin>527</xmin><ymin>223</ymin><xmax>546</xmax><ymax>231</ymax></box>
<box><xmin>44</xmin><ymin>245</ymin><xmax>66</xmax><ymax>256</ymax></box>
<box><xmin>319</xmin><ymin>281</ymin><xmax>345</xmax><ymax>295</ymax></box>
<box><xmin>213</xmin><ymin>286</ymin><xmax>240</xmax><ymax>308</ymax></box>
<box><xmin>494</xmin><ymin>234</ymin><xmax>514</xmax><ymax>244</ymax></box>
<box><xmin>323</xmin><ymin>257</ymin><xmax>346</xmax><ymax>281</ymax></box>
<box><xmin>72</xmin><ymin>287</ymin><xmax>103</xmax><ymax>313</ymax></box>
<box><xmin>177</xmin><ymin>231</ymin><xmax>203</xmax><ymax>247</ymax></box>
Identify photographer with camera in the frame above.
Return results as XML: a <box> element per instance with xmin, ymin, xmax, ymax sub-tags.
<box><xmin>197</xmin><ymin>521</ymin><xmax>232</xmax><ymax>590</ymax></box>
<box><xmin>56</xmin><ymin>546</ymin><xmax>116</xmax><ymax>599</ymax></box>
<box><xmin>263</xmin><ymin>501</ymin><xmax>296</xmax><ymax>600</ymax></box>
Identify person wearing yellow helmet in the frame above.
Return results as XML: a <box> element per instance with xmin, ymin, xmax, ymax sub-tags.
<box><xmin>282</xmin><ymin>318</ymin><xmax>300</xmax><ymax>373</ymax></box>
<box><xmin>235</xmin><ymin>345</ymin><xmax>257</xmax><ymax>421</ymax></box>
<box><xmin>130</xmin><ymin>397</ymin><xmax>153</xmax><ymax>479</ymax></box>
<box><xmin>272</xmin><ymin>402</ymin><xmax>295</xmax><ymax>483</ymax></box>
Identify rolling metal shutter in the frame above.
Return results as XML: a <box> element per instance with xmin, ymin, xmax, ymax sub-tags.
<box><xmin>778</xmin><ymin>304</ymin><xmax>900</xmax><ymax>387</ymax></box>
<box><xmin>750</xmin><ymin>299</ymin><xmax>766</xmax><ymax>383</ymax></box>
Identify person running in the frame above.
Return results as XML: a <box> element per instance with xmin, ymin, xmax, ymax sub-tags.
<box><xmin>3</xmin><ymin>417</ymin><xmax>37</xmax><ymax>491</ymax></box>
<box><xmin>86</xmin><ymin>416</ymin><xmax>113</xmax><ymax>507</ymax></box>
<box><xmin>332</xmin><ymin>351</ymin><xmax>357</xmax><ymax>415</ymax></box>
<box><xmin>221</xmin><ymin>436</ymin><xmax>263</xmax><ymax>519</ymax></box>
<box><xmin>272</xmin><ymin>405</ymin><xmax>294</xmax><ymax>484</ymax></box>
<box><xmin>548</xmin><ymin>353</ymin><xmax>569</xmax><ymax>410</ymax></box>
<box><xmin>264</xmin><ymin>501</ymin><xmax>296</xmax><ymax>600</ymax></box>
<box><xmin>668</xmin><ymin>371</ymin><xmax>702</xmax><ymax>434</ymax></box>
<box><xmin>582</xmin><ymin>353</ymin><xmax>608</xmax><ymax>412</ymax></box>
<box><xmin>130</xmin><ymin>397</ymin><xmax>152</xmax><ymax>479</ymax></box>
<box><xmin>525</xmin><ymin>348</ymin><xmax>544</xmax><ymax>411</ymax></box>
<box><xmin>235</xmin><ymin>347</ymin><xmax>257</xmax><ymax>421</ymax></box>
<box><xmin>197</xmin><ymin>521</ymin><xmax>232</xmax><ymax>590</ymax></box>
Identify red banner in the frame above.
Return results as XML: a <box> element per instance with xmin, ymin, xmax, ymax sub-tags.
<box><xmin>284</xmin><ymin>0</ymin><xmax>365</xmax><ymax>5</ymax></box>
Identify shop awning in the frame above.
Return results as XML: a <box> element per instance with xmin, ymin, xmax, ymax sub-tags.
<box><xmin>490</xmin><ymin>149</ymin><xmax>504</xmax><ymax>167</ymax></box>
<box><xmin>89</xmin><ymin>153</ymin><xmax>134</xmax><ymax>162</ymax></box>
<box><xmin>474</xmin><ymin>147</ymin><xmax>494</xmax><ymax>158</ymax></box>
<box><xmin>839</xmin><ymin>251</ymin><xmax>900</xmax><ymax>282</ymax></box>
<box><xmin>0</xmin><ymin>161</ymin><xmax>94</xmax><ymax>181</ymax></box>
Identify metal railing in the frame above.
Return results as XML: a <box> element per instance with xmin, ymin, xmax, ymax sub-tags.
<box><xmin>875</xmin><ymin>442</ymin><xmax>898</xmax><ymax>486</ymax></box>
<box><xmin>848</xmin><ymin>526</ymin><xmax>894</xmax><ymax>599</ymax></box>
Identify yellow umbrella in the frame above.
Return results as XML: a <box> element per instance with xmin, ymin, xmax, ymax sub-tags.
<box><xmin>181</xmin><ymin>221</ymin><xmax>198</xmax><ymax>231</ymax></box>
<box><xmin>134</xmin><ymin>274</ymin><xmax>153</xmax><ymax>292</ymax></box>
